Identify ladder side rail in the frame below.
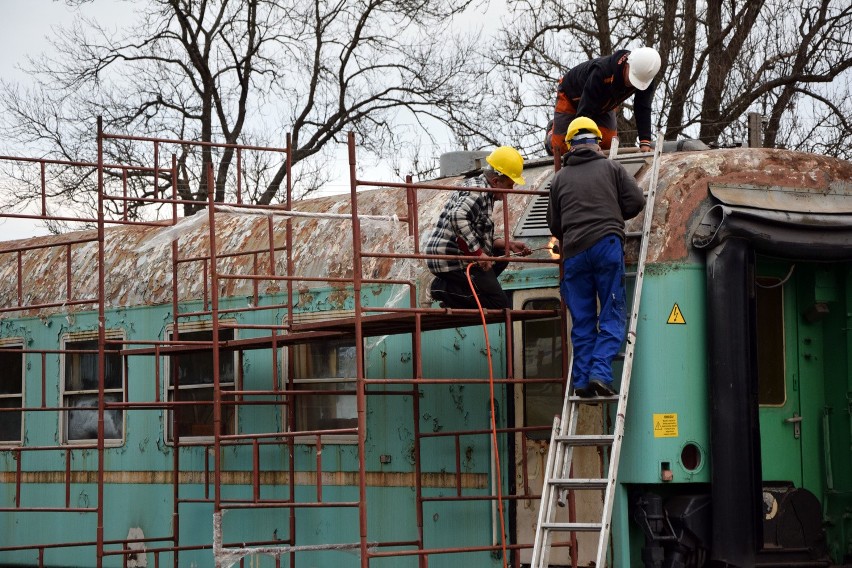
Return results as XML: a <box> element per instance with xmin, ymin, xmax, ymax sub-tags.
<box><xmin>544</xmin><ymin>357</ymin><xmax>580</xmax><ymax>492</ymax></box>
<box><xmin>532</xmin><ymin>357</ymin><xmax>579</xmax><ymax>567</ymax></box>
<box><xmin>608</xmin><ymin>136</ymin><xmax>620</xmax><ymax>159</ymax></box>
<box><xmin>557</xmin><ymin>358</ymin><xmax>576</xmax><ymax>434</ymax></box>
<box><xmin>530</xmin><ymin>415</ymin><xmax>563</xmax><ymax>567</ymax></box>
<box><xmin>595</xmin><ymin>131</ymin><xmax>665</xmax><ymax>567</ymax></box>
<box><xmin>555</xmin><ymin>393</ymin><xmax>582</xmax><ymax>508</ymax></box>
<box><xmin>551</xmin><ymin>353</ymin><xmax>582</xmax><ymax>505</ymax></box>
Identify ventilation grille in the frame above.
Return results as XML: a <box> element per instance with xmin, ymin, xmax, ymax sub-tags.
<box><xmin>515</xmin><ymin>181</ymin><xmax>552</xmax><ymax>237</ymax></box>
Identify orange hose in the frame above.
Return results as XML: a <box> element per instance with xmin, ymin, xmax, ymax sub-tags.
<box><xmin>465</xmin><ymin>262</ymin><xmax>508</xmax><ymax>568</ymax></box>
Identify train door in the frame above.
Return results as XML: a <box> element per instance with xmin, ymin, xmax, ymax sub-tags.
<box><xmin>756</xmin><ymin>261</ymin><xmax>847</xmax><ymax>487</ymax></box>
<box><xmin>755</xmin><ymin>261</ymin><xmax>852</xmax><ymax>558</ymax></box>
<box><xmin>511</xmin><ymin>288</ymin><xmax>568</xmax><ymax>566</ymax></box>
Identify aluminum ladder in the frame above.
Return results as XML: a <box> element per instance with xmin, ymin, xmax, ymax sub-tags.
<box><xmin>530</xmin><ymin>132</ymin><xmax>664</xmax><ymax>567</ymax></box>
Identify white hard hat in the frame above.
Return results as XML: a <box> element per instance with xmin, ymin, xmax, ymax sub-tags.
<box><xmin>627</xmin><ymin>47</ymin><xmax>661</xmax><ymax>90</ymax></box>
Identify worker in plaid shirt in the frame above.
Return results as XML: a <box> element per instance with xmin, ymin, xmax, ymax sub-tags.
<box><xmin>425</xmin><ymin>146</ymin><xmax>532</xmax><ymax>309</ymax></box>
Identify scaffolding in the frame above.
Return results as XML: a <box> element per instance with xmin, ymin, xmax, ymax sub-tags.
<box><xmin>0</xmin><ymin>122</ymin><xmax>566</xmax><ymax>567</ymax></box>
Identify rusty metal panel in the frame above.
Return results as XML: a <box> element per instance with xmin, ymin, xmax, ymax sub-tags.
<box><xmin>710</xmin><ymin>182</ymin><xmax>852</xmax><ymax>213</ymax></box>
<box><xmin>0</xmin><ymin>172</ymin><xmax>543</xmax><ymax>316</ymax></box>
<box><xmin>1</xmin><ymin>148</ymin><xmax>850</xmax><ymax>317</ymax></box>
<box><xmin>627</xmin><ymin>148</ymin><xmax>852</xmax><ymax>264</ymax></box>
<box><xmin>4</xmin><ymin>147</ymin><xmax>852</xmax><ymax>314</ymax></box>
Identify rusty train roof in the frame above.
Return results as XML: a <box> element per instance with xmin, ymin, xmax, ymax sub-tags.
<box><xmin>0</xmin><ymin>147</ymin><xmax>849</xmax><ymax>316</ymax></box>
<box><xmin>637</xmin><ymin>148</ymin><xmax>852</xmax><ymax>263</ymax></box>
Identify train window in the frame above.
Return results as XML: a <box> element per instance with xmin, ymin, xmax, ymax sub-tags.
<box><xmin>290</xmin><ymin>339</ymin><xmax>358</xmax><ymax>439</ymax></box>
<box><xmin>755</xmin><ymin>278</ymin><xmax>786</xmax><ymax>406</ymax></box>
<box><xmin>522</xmin><ymin>298</ymin><xmax>564</xmax><ymax>440</ymax></box>
<box><xmin>0</xmin><ymin>342</ymin><xmax>24</xmax><ymax>444</ymax></box>
<box><xmin>62</xmin><ymin>333</ymin><xmax>125</xmax><ymax>443</ymax></box>
<box><xmin>166</xmin><ymin>327</ymin><xmax>237</xmax><ymax>441</ymax></box>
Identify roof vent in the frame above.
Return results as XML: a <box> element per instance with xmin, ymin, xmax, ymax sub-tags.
<box><xmin>515</xmin><ymin>178</ymin><xmax>552</xmax><ymax>237</ymax></box>
<box><xmin>440</xmin><ymin>151</ymin><xmax>490</xmax><ymax>178</ymax></box>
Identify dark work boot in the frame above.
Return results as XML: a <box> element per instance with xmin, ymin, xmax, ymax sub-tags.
<box><xmin>573</xmin><ymin>384</ymin><xmax>594</xmax><ymax>398</ymax></box>
<box><xmin>589</xmin><ymin>378</ymin><xmax>617</xmax><ymax>397</ymax></box>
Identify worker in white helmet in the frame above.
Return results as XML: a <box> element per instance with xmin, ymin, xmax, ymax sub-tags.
<box><xmin>425</xmin><ymin>146</ymin><xmax>532</xmax><ymax>309</ymax></box>
<box><xmin>545</xmin><ymin>47</ymin><xmax>661</xmax><ymax>156</ymax></box>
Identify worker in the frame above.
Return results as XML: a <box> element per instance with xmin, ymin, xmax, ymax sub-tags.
<box><xmin>426</xmin><ymin>146</ymin><xmax>532</xmax><ymax>309</ymax></box>
<box><xmin>547</xmin><ymin>117</ymin><xmax>645</xmax><ymax>397</ymax></box>
<box><xmin>545</xmin><ymin>47</ymin><xmax>661</xmax><ymax>156</ymax></box>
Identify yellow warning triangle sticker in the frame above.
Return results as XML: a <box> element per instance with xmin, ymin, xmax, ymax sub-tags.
<box><xmin>667</xmin><ymin>303</ymin><xmax>686</xmax><ymax>324</ymax></box>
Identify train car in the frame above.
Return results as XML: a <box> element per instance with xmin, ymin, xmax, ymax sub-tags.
<box><xmin>0</xmin><ymin>139</ymin><xmax>850</xmax><ymax>568</ymax></box>
<box><xmin>615</xmin><ymin>146</ymin><xmax>852</xmax><ymax>568</ymax></box>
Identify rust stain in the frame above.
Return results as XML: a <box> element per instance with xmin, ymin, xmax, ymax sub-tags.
<box><xmin>0</xmin><ymin>172</ymin><xmax>538</xmax><ymax>316</ymax></box>
<box><xmin>629</xmin><ymin>148</ymin><xmax>852</xmax><ymax>263</ymax></box>
<box><xmin>0</xmin><ymin>469</ymin><xmax>487</xmax><ymax>489</ymax></box>
<box><xmin>0</xmin><ymin>148</ymin><xmax>848</xmax><ymax>315</ymax></box>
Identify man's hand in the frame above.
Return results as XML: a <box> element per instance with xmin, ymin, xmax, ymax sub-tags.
<box><xmin>639</xmin><ymin>140</ymin><xmax>652</xmax><ymax>153</ymax></box>
<box><xmin>477</xmin><ymin>259</ymin><xmax>494</xmax><ymax>271</ymax></box>
<box><xmin>509</xmin><ymin>241</ymin><xmax>532</xmax><ymax>256</ymax></box>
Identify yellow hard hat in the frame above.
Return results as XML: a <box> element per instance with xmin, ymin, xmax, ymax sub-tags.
<box><xmin>486</xmin><ymin>146</ymin><xmax>525</xmax><ymax>185</ymax></box>
<box><xmin>565</xmin><ymin>117</ymin><xmax>602</xmax><ymax>149</ymax></box>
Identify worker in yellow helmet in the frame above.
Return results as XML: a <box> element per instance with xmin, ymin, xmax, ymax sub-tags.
<box><xmin>545</xmin><ymin>47</ymin><xmax>661</xmax><ymax>155</ymax></box>
<box><xmin>426</xmin><ymin>146</ymin><xmax>532</xmax><ymax>309</ymax></box>
<box><xmin>547</xmin><ymin>118</ymin><xmax>645</xmax><ymax>397</ymax></box>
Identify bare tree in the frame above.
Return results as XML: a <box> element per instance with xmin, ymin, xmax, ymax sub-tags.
<box><xmin>0</xmin><ymin>0</ymin><xmax>484</xmax><ymax>221</ymax></box>
<box><xmin>466</xmin><ymin>0</ymin><xmax>852</xmax><ymax>156</ymax></box>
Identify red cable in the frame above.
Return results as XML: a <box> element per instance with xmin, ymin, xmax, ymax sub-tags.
<box><xmin>465</xmin><ymin>262</ymin><xmax>509</xmax><ymax>568</ymax></box>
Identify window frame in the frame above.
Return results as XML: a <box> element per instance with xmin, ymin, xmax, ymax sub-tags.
<box><xmin>283</xmin><ymin>311</ymin><xmax>359</xmax><ymax>444</ymax></box>
<box><xmin>755</xmin><ymin>276</ymin><xmax>787</xmax><ymax>408</ymax></box>
<box><xmin>164</xmin><ymin>321</ymin><xmax>239</xmax><ymax>444</ymax></box>
<box><xmin>0</xmin><ymin>339</ymin><xmax>25</xmax><ymax>447</ymax></box>
<box><xmin>519</xmin><ymin>296</ymin><xmax>566</xmax><ymax>441</ymax></box>
<box><xmin>60</xmin><ymin>330</ymin><xmax>126</xmax><ymax>446</ymax></box>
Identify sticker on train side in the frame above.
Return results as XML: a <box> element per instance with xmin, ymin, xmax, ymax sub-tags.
<box><xmin>667</xmin><ymin>303</ymin><xmax>686</xmax><ymax>324</ymax></box>
<box><xmin>653</xmin><ymin>413</ymin><xmax>679</xmax><ymax>437</ymax></box>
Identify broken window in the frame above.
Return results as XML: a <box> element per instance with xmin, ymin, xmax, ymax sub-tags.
<box><xmin>166</xmin><ymin>327</ymin><xmax>236</xmax><ymax>441</ymax></box>
<box><xmin>63</xmin><ymin>335</ymin><xmax>124</xmax><ymax>443</ymax></box>
<box><xmin>0</xmin><ymin>343</ymin><xmax>24</xmax><ymax>444</ymax></box>
<box><xmin>290</xmin><ymin>339</ymin><xmax>358</xmax><ymax>436</ymax></box>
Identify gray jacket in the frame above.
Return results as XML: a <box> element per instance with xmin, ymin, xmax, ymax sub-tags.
<box><xmin>547</xmin><ymin>146</ymin><xmax>645</xmax><ymax>257</ymax></box>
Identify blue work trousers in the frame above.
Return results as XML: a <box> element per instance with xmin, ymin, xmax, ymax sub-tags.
<box><xmin>560</xmin><ymin>236</ymin><xmax>627</xmax><ymax>388</ymax></box>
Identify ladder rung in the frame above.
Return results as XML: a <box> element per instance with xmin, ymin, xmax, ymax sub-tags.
<box><xmin>548</xmin><ymin>478</ymin><xmax>608</xmax><ymax>490</ymax></box>
<box><xmin>568</xmin><ymin>394</ymin><xmax>619</xmax><ymax>403</ymax></box>
<box><xmin>625</xmin><ymin>231</ymin><xmax>642</xmax><ymax>238</ymax></box>
<box><xmin>554</xmin><ymin>434</ymin><xmax>614</xmax><ymax>446</ymax></box>
<box><xmin>542</xmin><ymin>521</ymin><xmax>602</xmax><ymax>532</ymax></box>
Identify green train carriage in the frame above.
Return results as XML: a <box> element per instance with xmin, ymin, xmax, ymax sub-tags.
<box><xmin>0</xmin><ymin>142</ymin><xmax>849</xmax><ymax>567</ymax></box>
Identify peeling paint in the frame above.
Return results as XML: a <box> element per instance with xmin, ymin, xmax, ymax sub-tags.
<box><xmin>0</xmin><ymin>148</ymin><xmax>848</xmax><ymax>320</ymax></box>
<box><xmin>629</xmin><ymin>148</ymin><xmax>852</xmax><ymax>264</ymax></box>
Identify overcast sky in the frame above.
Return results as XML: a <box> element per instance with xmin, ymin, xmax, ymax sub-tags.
<box><xmin>0</xmin><ymin>1</ymin><xmax>139</xmax><ymax>238</ymax></box>
<box><xmin>0</xmin><ymin>0</ymin><xmax>504</xmax><ymax>239</ymax></box>
<box><xmin>1</xmin><ymin>1</ymin><xmax>136</xmax><ymax>81</ymax></box>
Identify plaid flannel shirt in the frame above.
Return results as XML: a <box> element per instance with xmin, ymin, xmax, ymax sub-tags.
<box><xmin>425</xmin><ymin>175</ymin><xmax>496</xmax><ymax>274</ymax></box>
